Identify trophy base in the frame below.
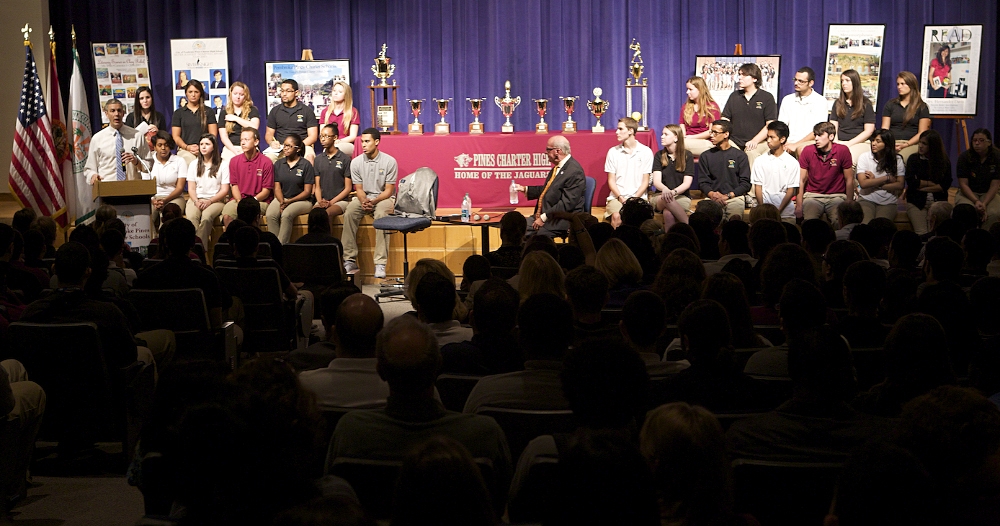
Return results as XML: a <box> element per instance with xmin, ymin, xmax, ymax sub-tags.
<box><xmin>469</xmin><ymin>123</ymin><xmax>484</xmax><ymax>135</ymax></box>
<box><xmin>408</xmin><ymin>123</ymin><xmax>424</xmax><ymax>135</ymax></box>
<box><xmin>501</xmin><ymin>124</ymin><xmax>514</xmax><ymax>134</ymax></box>
<box><xmin>536</xmin><ymin>122</ymin><xmax>548</xmax><ymax>134</ymax></box>
<box><xmin>562</xmin><ymin>122</ymin><xmax>577</xmax><ymax>133</ymax></box>
<box><xmin>435</xmin><ymin>122</ymin><xmax>450</xmax><ymax>135</ymax></box>
<box><xmin>637</xmin><ymin>126</ymin><xmax>648</xmax><ymax>132</ymax></box>
<box><xmin>592</xmin><ymin>124</ymin><xmax>605</xmax><ymax>133</ymax></box>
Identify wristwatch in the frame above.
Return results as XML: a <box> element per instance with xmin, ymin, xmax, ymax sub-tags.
<box><xmin>728</xmin><ymin>192</ymin><xmax>735</xmax><ymax>199</ymax></box>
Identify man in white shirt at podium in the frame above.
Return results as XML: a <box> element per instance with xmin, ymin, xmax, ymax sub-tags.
<box><xmin>84</xmin><ymin>99</ymin><xmax>151</xmax><ymax>184</ymax></box>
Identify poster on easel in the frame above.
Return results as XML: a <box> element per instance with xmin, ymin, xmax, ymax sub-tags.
<box><xmin>920</xmin><ymin>25</ymin><xmax>983</xmax><ymax>116</ymax></box>
<box><xmin>92</xmin><ymin>42</ymin><xmax>150</xmax><ymax>125</ymax></box>
<box><xmin>170</xmin><ymin>38</ymin><xmax>230</xmax><ymax>114</ymax></box>
<box><xmin>821</xmin><ymin>24</ymin><xmax>885</xmax><ymax>111</ymax></box>
<box><xmin>264</xmin><ymin>60</ymin><xmax>350</xmax><ymax>118</ymax></box>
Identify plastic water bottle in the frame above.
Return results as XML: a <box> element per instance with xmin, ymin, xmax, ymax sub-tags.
<box><xmin>509</xmin><ymin>179</ymin><xmax>519</xmax><ymax>205</ymax></box>
<box><xmin>461</xmin><ymin>193</ymin><xmax>471</xmax><ymax>223</ymax></box>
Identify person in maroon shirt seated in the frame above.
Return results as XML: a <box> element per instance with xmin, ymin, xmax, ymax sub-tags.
<box><xmin>221</xmin><ymin>128</ymin><xmax>273</xmax><ymax>228</ymax></box>
<box><xmin>796</xmin><ymin>122</ymin><xmax>855</xmax><ymax>225</ymax></box>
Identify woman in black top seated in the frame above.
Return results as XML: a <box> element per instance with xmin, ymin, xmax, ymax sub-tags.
<box><xmin>904</xmin><ymin>130</ymin><xmax>951</xmax><ymax>236</ymax></box>
<box><xmin>651</xmin><ymin>124</ymin><xmax>694</xmax><ymax>229</ymax></box>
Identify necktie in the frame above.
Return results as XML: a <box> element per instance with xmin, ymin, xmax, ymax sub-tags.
<box><xmin>115</xmin><ymin>131</ymin><xmax>126</xmax><ymax>181</ymax></box>
<box><xmin>535</xmin><ymin>165</ymin><xmax>560</xmax><ymax>219</ymax></box>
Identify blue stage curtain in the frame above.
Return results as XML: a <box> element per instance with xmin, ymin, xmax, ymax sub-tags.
<box><xmin>50</xmin><ymin>0</ymin><xmax>995</xmax><ymax>166</ymax></box>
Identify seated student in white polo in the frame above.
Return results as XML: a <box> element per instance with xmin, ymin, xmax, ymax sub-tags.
<box><xmin>604</xmin><ymin>116</ymin><xmax>653</xmax><ymax>225</ymax></box>
<box><xmin>777</xmin><ymin>67</ymin><xmax>829</xmax><ymax>157</ymax></box>
<box><xmin>752</xmin><ymin>121</ymin><xmax>800</xmax><ymax>223</ymax></box>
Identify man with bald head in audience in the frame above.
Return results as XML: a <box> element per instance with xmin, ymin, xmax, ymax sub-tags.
<box><xmin>328</xmin><ymin>315</ymin><xmax>512</xmax><ymax>489</ymax></box>
<box><xmin>298</xmin><ymin>293</ymin><xmax>388</xmax><ymax>409</ymax></box>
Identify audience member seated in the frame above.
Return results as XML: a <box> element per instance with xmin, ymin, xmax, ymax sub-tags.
<box><xmin>391</xmin><ymin>435</ymin><xmax>497</xmax><ymax>526</ymax></box>
<box><xmin>852</xmin><ymin>313</ymin><xmax>955</xmax><ymax>417</ymax></box>
<box><xmin>745</xmin><ymin>278</ymin><xmax>829</xmax><ymax>378</ymax></box>
<box><xmin>21</xmin><ymin>228</ymin><xmax>50</xmax><ymax>273</ymax></box>
<box><xmin>101</xmin><ymin>229</ymin><xmax>137</xmax><ymax>287</ymax></box>
<box><xmin>298</xmin><ymin>293</ymin><xmax>388</xmax><ymax>409</ymax></box>
<box><xmin>62</xmin><ymin>225</ymin><xmax>128</xmax><ymax>298</ymax></box>
<box><xmin>486</xmin><ymin>212</ymin><xmax>527</xmax><ymax>270</ymax></box>
<box><xmin>752</xmin><ymin>243</ymin><xmax>818</xmax><ymax>324</ymax></box>
<box><xmin>7</xmin><ymin>230</ymin><xmax>47</xmax><ymax>292</ymax></box>
<box><xmin>285</xmin><ymin>283</ymin><xmax>362</xmax><ymax>371</ymax></box>
<box><xmin>894</xmin><ymin>386</ymin><xmax>1000</xmax><ymax>525</ymax></box>
<box><xmin>654</xmin><ymin>300</ymin><xmax>777</xmax><ymax>412</ymax></box>
<box><xmin>564</xmin><ymin>265</ymin><xmax>618</xmax><ymax>345</ymax></box>
<box><xmin>594</xmin><ymin>239</ymin><xmax>643</xmax><ymax>308</ymax></box>
<box><xmin>0</xmin><ymin>359</ymin><xmax>45</xmax><ymax>511</ymax></box>
<box><xmin>516</xmin><ymin>250</ymin><xmax>565</xmax><ymax>304</ymax></box>
<box><xmin>920</xmin><ymin>201</ymin><xmax>953</xmax><ymax>242</ymax></box>
<box><xmin>705</xmin><ymin>219</ymin><xmax>755</xmax><ymax>275</ymax></box>
<box><xmin>801</xmin><ymin>218</ymin><xmax>836</xmax><ymax>274</ymax></box>
<box><xmin>641</xmin><ymin>403</ymin><xmax>758</xmax><ymax>526</ymax></box>
<box><xmin>652</xmin><ymin>248</ymin><xmax>705</xmax><ymax>323</ymax></box>
<box><xmin>704</xmin><ymin>272</ymin><xmax>771</xmax><ymax>349</ymax></box>
<box><xmin>619</xmin><ymin>291</ymin><xmax>681</xmax><ymax>369</ymax></box>
<box><xmin>134</xmin><ymin>218</ymin><xmax>231</xmax><ymax>328</ymax></box>
<box><xmin>962</xmin><ymin>228</ymin><xmax>994</xmax><ymax>279</ymax></box>
<box><xmin>822</xmin><ymin>240</ymin><xmax>869</xmax><ymax>308</ymax></box>
<box><xmin>508</xmin><ymin>339</ymin><xmax>650</xmax><ymax>519</ymax></box>
<box><xmin>688</xmin><ymin>212</ymin><xmax>721</xmax><ymax>261</ymax></box>
<box><xmin>918</xmin><ymin>279</ymin><xmax>981</xmax><ymax>379</ymax></box>
<box><xmin>30</xmin><ymin>216</ymin><xmax>57</xmax><ymax>259</ymax></box>
<box><xmin>293</xmin><ymin>208</ymin><xmax>344</xmax><ymax>252</ymax></box>
<box><xmin>272</xmin><ymin>495</ymin><xmax>374</xmax><ymax>526</ymax></box>
<box><xmin>219</xmin><ymin>197</ymin><xmax>282</xmax><ymax>265</ymax></box>
<box><xmin>404</xmin><ymin>258</ymin><xmax>468</xmax><ymax>324</ymax></box>
<box><xmin>413</xmin><ymin>272</ymin><xmax>472</xmax><ymax>347</ymax></box>
<box><xmin>827</xmin><ymin>441</ymin><xmax>938</xmax><ymax>526</ymax></box>
<box><xmin>835</xmin><ymin>260</ymin><xmax>890</xmax><ymax>348</ymax></box>
<box><xmin>459</xmin><ymin>255</ymin><xmax>491</xmax><ymax>294</ymax></box>
<box><xmin>463</xmin><ymin>293</ymin><xmax>572</xmax><ymax>413</ymax></box>
<box><xmin>0</xmin><ymin>225</ymin><xmax>42</xmax><ymax>303</ymax></box>
<box><xmin>440</xmin><ymin>278</ymin><xmax>522</xmax><ymax>376</ymax></box>
<box><xmin>610</xmin><ymin>223</ymin><xmax>659</xmax><ymax>281</ymax></box>
<box><xmin>729</xmin><ymin>326</ymin><xmax>894</xmax><ymax>462</ymax></box>
<box><xmin>888</xmin><ymin>229</ymin><xmax>924</xmax><ymax>280</ymax></box>
<box><xmin>21</xmin><ymin>242</ymin><xmax>153</xmax><ymax>374</ymax></box>
<box><xmin>328</xmin><ymin>315</ymin><xmax>512</xmax><ymax>490</ymax></box>
<box><xmin>748</xmin><ymin>218</ymin><xmax>787</xmax><ymax>298</ymax></box>
<box><xmin>834</xmin><ymin>200</ymin><xmax>865</xmax><ymax>241</ymax></box>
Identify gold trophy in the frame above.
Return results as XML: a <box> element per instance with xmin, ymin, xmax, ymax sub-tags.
<box><xmin>371</xmin><ymin>43</ymin><xmax>395</xmax><ymax>87</ymax></box>
<box><xmin>433</xmin><ymin>98</ymin><xmax>451</xmax><ymax>135</ymax></box>
<box><xmin>626</xmin><ymin>38</ymin><xmax>649</xmax><ymax>131</ymax></box>
<box><xmin>467</xmin><ymin>98</ymin><xmax>485</xmax><ymax>134</ymax></box>
<box><xmin>494</xmin><ymin>80</ymin><xmax>521</xmax><ymax>133</ymax></box>
<box><xmin>407</xmin><ymin>99</ymin><xmax>424</xmax><ymax>135</ymax></box>
<box><xmin>560</xmin><ymin>96</ymin><xmax>578</xmax><ymax>133</ymax></box>
<box><xmin>587</xmin><ymin>87</ymin><xmax>609</xmax><ymax>133</ymax></box>
<box><xmin>533</xmin><ymin>99</ymin><xmax>549</xmax><ymax>134</ymax></box>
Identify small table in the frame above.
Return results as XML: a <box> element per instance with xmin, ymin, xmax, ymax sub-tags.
<box><xmin>434</xmin><ymin>208</ymin><xmax>511</xmax><ymax>253</ymax></box>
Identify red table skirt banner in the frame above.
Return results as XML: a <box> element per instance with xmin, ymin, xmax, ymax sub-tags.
<box><xmin>376</xmin><ymin>131</ymin><xmax>658</xmax><ymax>208</ymax></box>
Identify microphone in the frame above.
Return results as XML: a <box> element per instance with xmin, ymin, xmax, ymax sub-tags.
<box><xmin>132</xmin><ymin>146</ymin><xmax>152</xmax><ymax>174</ymax></box>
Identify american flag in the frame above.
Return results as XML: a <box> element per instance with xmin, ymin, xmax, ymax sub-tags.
<box><xmin>9</xmin><ymin>42</ymin><xmax>67</xmax><ymax>226</ymax></box>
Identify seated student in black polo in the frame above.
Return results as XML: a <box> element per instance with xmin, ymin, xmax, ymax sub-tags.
<box><xmin>956</xmin><ymin>128</ymin><xmax>1000</xmax><ymax>230</ymax></box>
<box><xmin>264</xmin><ymin>79</ymin><xmax>319</xmax><ymax>163</ymax></box>
<box><xmin>721</xmin><ymin>62</ymin><xmax>777</xmax><ymax>166</ymax></box>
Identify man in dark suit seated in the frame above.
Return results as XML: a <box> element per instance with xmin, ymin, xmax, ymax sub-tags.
<box><xmin>727</xmin><ymin>325</ymin><xmax>894</xmax><ymax>462</ymax></box>
<box><xmin>513</xmin><ymin>135</ymin><xmax>586</xmax><ymax>238</ymax></box>
<box><xmin>328</xmin><ymin>315</ymin><xmax>512</xmax><ymax>489</ymax></box>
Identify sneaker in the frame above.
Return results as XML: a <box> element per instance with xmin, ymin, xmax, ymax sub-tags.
<box><xmin>374</xmin><ymin>264</ymin><xmax>387</xmax><ymax>279</ymax></box>
<box><xmin>344</xmin><ymin>260</ymin><xmax>360</xmax><ymax>275</ymax></box>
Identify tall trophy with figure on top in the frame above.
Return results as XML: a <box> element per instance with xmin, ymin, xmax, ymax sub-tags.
<box><xmin>533</xmin><ymin>99</ymin><xmax>549</xmax><ymax>134</ymax></box>
<box><xmin>369</xmin><ymin>43</ymin><xmax>400</xmax><ymax>133</ymax></box>
<box><xmin>560</xmin><ymin>96</ymin><xmax>578</xmax><ymax>133</ymax></box>
<box><xmin>467</xmin><ymin>98</ymin><xmax>484</xmax><ymax>134</ymax></box>
<box><xmin>495</xmin><ymin>80</ymin><xmax>521</xmax><ymax>133</ymax></box>
<box><xmin>587</xmin><ymin>87</ymin><xmax>609</xmax><ymax>133</ymax></box>
<box><xmin>625</xmin><ymin>38</ymin><xmax>649</xmax><ymax>131</ymax></box>
<box><xmin>407</xmin><ymin>99</ymin><xmax>424</xmax><ymax>134</ymax></box>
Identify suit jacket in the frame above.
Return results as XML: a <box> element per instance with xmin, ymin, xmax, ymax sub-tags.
<box><xmin>526</xmin><ymin>156</ymin><xmax>586</xmax><ymax>232</ymax></box>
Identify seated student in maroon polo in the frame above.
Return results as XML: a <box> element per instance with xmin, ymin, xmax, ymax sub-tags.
<box><xmin>796</xmin><ymin>121</ymin><xmax>855</xmax><ymax>226</ymax></box>
<box><xmin>221</xmin><ymin>128</ymin><xmax>273</xmax><ymax>228</ymax></box>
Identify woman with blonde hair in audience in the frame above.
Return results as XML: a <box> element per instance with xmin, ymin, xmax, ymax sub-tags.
<box><xmin>404</xmin><ymin>258</ymin><xmax>468</xmax><ymax>322</ymax></box>
<box><xmin>517</xmin><ymin>250</ymin><xmax>565</xmax><ymax>303</ymax></box>
<box><xmin>172</xmin><ymin>79</ymin><xmax>218</xmax><ymax>165</ymax></box>
<box><xmin>679</xmin><ymin>76</ymin><xmax>720</xmax><ymax>156</ymax></box>
<box><xmin>641</xmin><ymin>402</ymin><xmax>756</xmax><ymax>526</ymax></box>
<box><xmin>831</xmin><ymin>69</ymin><xmax>876</xmax><ymax>166</ymax></box>
<box><xmin>217</xmin><ymin>81</ymin><xmax>260</xmax><ymax>160</ymax></box>
<box><xmin>881</xmin><ymin>71</ymin><xmax>931</xmax><ymax>163</ymax></box>
<box><xmin>185</xmin><ymin>133</ymin><xmax>230</xmax><ymax>246</ymax></box>
<box><xmin>595</xmin><ymin>238</ymin><xmax>644</xmax><ymax>306</ymax></box>
<box><xmin>652</xmin><ymin>124</ymin><xmax>695</xmax><ymax>228</ymax></box>
<box><xmin>318</xmin><ymin>80</ymin><xmax>359</xmax><ymax>156</ymax></box>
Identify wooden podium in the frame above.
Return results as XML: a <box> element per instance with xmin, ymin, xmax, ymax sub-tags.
<box><xmin>92</xmin><ymin>179</ymin><xmax>157</xmax><ymax>250</ymax></box>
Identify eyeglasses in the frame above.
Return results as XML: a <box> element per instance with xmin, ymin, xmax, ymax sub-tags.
<box><xmin>545</xmin><ymin>147</ymin><xmax>559</xmax><ymax>152</ymax></box>
<box><xmin>708</xmin><ymin>130</ymin><xmax>726</xmax><ymax>136</ymax></box>
<box><xmin>794</xmin><ymin>78</ymin><xmax>810</xmax><ymax>84</ymax></box>
<box><xmin>282</xmin><ymin>143</ymin><xmax>296</xmax><ymax>149</ymax></box>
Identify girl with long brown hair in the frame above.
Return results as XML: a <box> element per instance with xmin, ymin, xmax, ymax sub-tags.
<box><xmin>881</xmin><ymin>71</ymin><xmax>931</xmax><ymax>163</ymax></box>
<box><xmin>172</xmin><ymin>80</ymin><xmax>219</xmax><ymax>165</ymax></box>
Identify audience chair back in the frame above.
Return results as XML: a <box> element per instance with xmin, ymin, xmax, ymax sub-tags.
<box><xmin>8</xmin><ymin>322</ymin><xmax>116</xmax><ymax>450</ymax></box>
<box><xmin>731</xmin><ymin>458</ymin><xmax>843</xmax><ymax>526</ymax></box>
<box><xmin>474</xmin><ymin>407</ymin><xmax>576</xmax><ymax>464</ymax></box>
<box><xmin>435</xmin><ymin>373</ymin><xmax>484</xmax><ymax>412</ymax></box>
<box><xmin>215</xmin><ymin>266</ymin><xmax>294</xmax><ymax>354</ymax></box>
<box><xmin>211</xmin><ymin>241</ymin><xmax>271</xmax><ymax>266</ymax></box>
<box><xmin>506</xmin><ymin>453</ymin><xmax>560</xmax><ymax>524</ymax></box>
<box><xmin>128</xmin><ymin>288</ymin><xmax>227</xmax><ymax>361</ymax></box>
<box><xmin>282</xmin><ymin>243</ymin><xmax>345</xmax><ymax>285</ymax></box>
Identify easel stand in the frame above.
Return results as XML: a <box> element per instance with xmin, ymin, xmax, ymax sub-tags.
<box><xmin>937</xmin><ymin>116</ymin><xmax>971</xmax><ymax>159</ymax></box>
